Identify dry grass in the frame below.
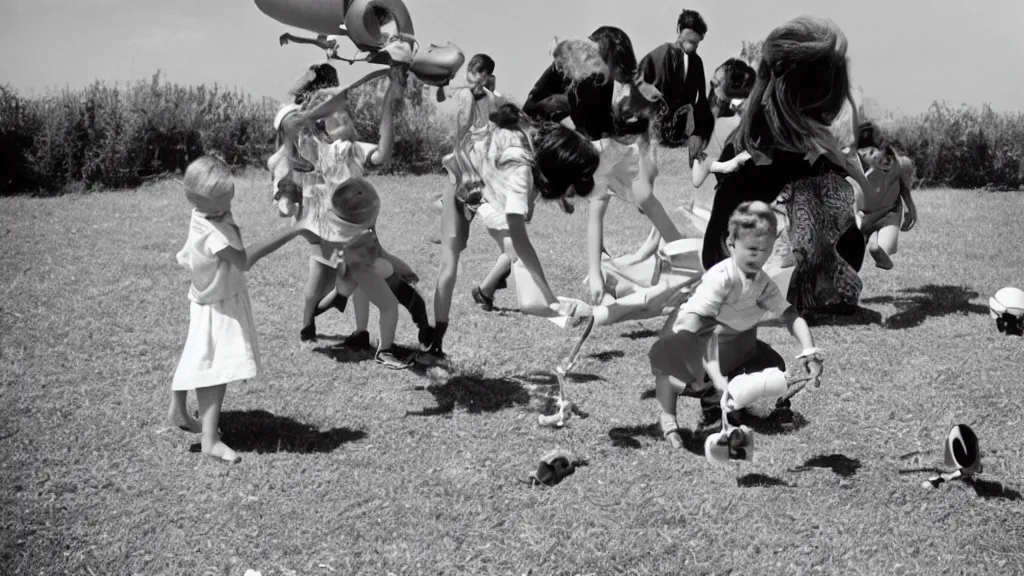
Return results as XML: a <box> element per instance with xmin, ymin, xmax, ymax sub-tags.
<box><xmin>2</xmin><ymin>152</ymin><xmax>1023</xmax><ymax>575</ymax></box>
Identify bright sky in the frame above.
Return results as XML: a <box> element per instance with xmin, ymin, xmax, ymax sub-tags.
<box><xmin>2</xmin><ymin>0</ymin><xmax>1022</xmax><ymax>115</ymax></box>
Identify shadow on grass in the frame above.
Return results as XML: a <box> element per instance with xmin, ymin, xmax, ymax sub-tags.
<box><xmin>513</xmin><ymin>371</ymin><xmax>603</xmax><ymax>386</ymax></box>
<box><xmin>608</xmin><ymin>424</ymin><xmax>712</xmax><ymax>457</ymax></box>
<box><xmin>968</xmin><ymin>478</ymin><xmax>1022</xmax><ymax>501</ymax></box>
<box><xmin>405</xmin><ymin>372</ymin><xmax>530</xmax><ymax>417</ymax></box>
<box><xmin>191</xmin><ymin>410</ymin><xmax>366</xmax><ymax>454</ymax></box>
<box><xmin>589</xmin><ymin>350</ymin><xmax>626</xmax><ymax>362</ymax></box>
<box><xmin>861</xmin><ymin>284</ymin><xmax>989</xmax><ymax>329</ymax></box>
<box><xmin>737</xmin><ymin>473</ymin><xmax>795</xmax><ymax>488</ymax></box>
<box><xmin>620</xmin><ymin>328</ymin><xmax>658</xmax><ymax>340</ymax></box>
<box><xmin>791</xmin><ymin>454</ymin><xmax>862</xmax><ymax>477</ymax></box>
<box><xmin>802</xmin><ymin>305</ymin><xmax>883</xmax><ymax>327</ymax></box>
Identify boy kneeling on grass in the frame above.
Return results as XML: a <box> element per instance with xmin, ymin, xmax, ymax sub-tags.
<box><xmin>647</xmin><ymin>201</ymin><xmax>824</xmax><ymax>446</ymax></box>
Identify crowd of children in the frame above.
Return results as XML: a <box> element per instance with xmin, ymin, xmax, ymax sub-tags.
<box><xmin>169</xmin><ymin>9</ymin><xmax>917</xmax><ymax>464</ymax></box>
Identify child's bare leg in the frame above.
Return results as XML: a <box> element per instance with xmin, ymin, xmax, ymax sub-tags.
<box><xmin>867</xmin><ymin>229</ymin><xmax>894</xmax><ymax>270</ymax></box>
<box><xmin>479</xmin><ymin>229</ymin><xmax>512</xmax><ymax>298</ymax></box>
<box><xmin>167</xmin><ymin>390</ymin><xmax>201</xmax><ymax>433</ymax></box>
<box><xmin>655</xmin><ymin>373</ymin><xmax>688</xmax><ymax>449</ymax></box>
<box><xmin>302</xmin><ymin>259</ymin><xmax>336</xmax><ymax>332</ymax></box>
<box><xmin>352</xmin><ymin>287</ymin><xmax>370</xmax><ymax>334</ymax></box>
<box><xmin>196</xmin><ymin>384</ymin><xmax>239</xmax><ymax>463</ymax></box>
<box><xmin>351</xmin><ymin>267</ymin><xmax>400</xmax><ymax>349</ymax></box>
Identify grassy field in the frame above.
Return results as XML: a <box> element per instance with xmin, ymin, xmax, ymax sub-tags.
<box><xmin>2</xmin><ymin>152</ymin><xmax>1023</xmax><ymax>576</ymax></box>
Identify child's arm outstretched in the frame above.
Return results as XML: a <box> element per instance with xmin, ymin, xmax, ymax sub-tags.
<box><xmin>691</xmin><ymin>151</ymin><xmax>753</xmax><ymax>187</ymax></box>
<box><xmin>279</xmin><ymin>33</ymin><xmax>336</xmax><ymax>51</ymax></box>
<box><xmin>215</xmin><ymin>224</ymin><xmax>312</xmax><ymax>272</ymax></box>
<box><xmin>507</xmin><ymin>213</ymin><xmax>558</xmax><ymax>304</ymax></box>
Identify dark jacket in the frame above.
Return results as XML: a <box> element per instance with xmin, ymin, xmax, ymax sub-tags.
<box><xmin>638</xmin><ymin>43</ymin><xmax>714</xmax><ymax>146</ymax></box>
<box><xmin>523</xmin><ymin>64</ymin><xmax>616</xmax><ymax>141</ymax></box>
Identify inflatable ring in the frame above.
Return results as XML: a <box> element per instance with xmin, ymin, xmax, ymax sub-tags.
<box><xmin>254</xmin><ymin>0</ymin><xmax>413</xmax><ymax>43</ymax></box>
<box><xmin>367</xmin><ymin>42</ymin><xmax>465</xmax><ymax>87</ymax></box>
<box><xmin>344</xmin><ymin>0</ymin><xmax>413</xmax><ymax>49</ymax></box>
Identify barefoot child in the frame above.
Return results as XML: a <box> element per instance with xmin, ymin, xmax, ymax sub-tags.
<box><xmin>170</xmin><ymin>156</ymin><xmax>313</xmax><ymax>463</ymax></box>
<box><xmin>856</xmin><ymin>140</ymin><xmax>918</xmax><ymax>270</ymax></box>
<box><xmin>647</xmin><ymin>201</ymin><xmax>823</xmax><ymax>447</ymax></box>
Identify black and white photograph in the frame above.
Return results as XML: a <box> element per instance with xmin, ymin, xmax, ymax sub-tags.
<box><xmin>1</xmin><ymin>0</ymin><xmax>1022</xmax><ymax>574</ymax></box>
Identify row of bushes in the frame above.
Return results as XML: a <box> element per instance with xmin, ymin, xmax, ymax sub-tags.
<box><xmin>0</xmin><ymin>72</ymin><xmax>454</xmax><ymax>195</ymax></box>
<box><xmin>2</xmin><ymin>73</ymin><xmax>1023</xmax><ymax>194</ymax></box>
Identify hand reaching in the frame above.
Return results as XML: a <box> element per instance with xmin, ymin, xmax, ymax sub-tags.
<box><xmin>588</xmin><ymin>274</ymin><xmax>606</xmax><ymax>306</ymax></box>
<box><xmin>548</xmin><ymin>297</ymin><xmax>593</xmax><ymax>319</ymax></box>
<box><xmin>901</xmin><ymin>207</ymin><xmax>917</xmax><ymax>232</ymax></box>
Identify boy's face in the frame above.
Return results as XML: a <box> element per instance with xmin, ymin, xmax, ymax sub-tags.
<box><xmin>466</xmin><ymin>68</ymin><xmax>492</xmax><ymax>95</ymax></box>
<box><xmin>676</xmin><ymin>28</ymin><xmax>703</xmax><ymax>54</ymax></box>
<box><xmin>729</xmin><ymin>233</ymin><xmax>775</xmax><ymax>277</ymax></box>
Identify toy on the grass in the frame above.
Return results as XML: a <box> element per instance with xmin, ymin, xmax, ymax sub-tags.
<box><xmin>257</xmin><ymin>0</ymin><xmax>466</xmax><ymax>89</ymax></box>
<box><xmin>538</xmin><ymin>317</ymin><xmax>595</xmax><ymax>428</ymax></box>
<box><xmin>922</xmin><ymin>424</ymin><xmax>982</xmax><ymax>489</ymax></box>
<box><xmin>528</xmin><ymin>449</ymin><xmax>575</xmax><ymax>486</ymax></box>
<box><xmin>703</xmin><ymin>340</ymin><xmax>823</xmax><ymax>466</ymax></box>
<box><xmin>989</xmin><ymin>286</ymin><xmax>1024</xmax><ymax>336</ymax></box>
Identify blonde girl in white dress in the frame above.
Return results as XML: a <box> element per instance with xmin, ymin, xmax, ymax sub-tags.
<box><xmin>171</xmin><ymin>156</ymin><xmax>312</xmax><ymax>463</ymax></box>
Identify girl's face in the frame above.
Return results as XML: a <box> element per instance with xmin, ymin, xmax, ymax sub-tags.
<box><xmin>729</xmin><ymin>233</ymin><xmax>775</xmax><ymax>277</ymax></box>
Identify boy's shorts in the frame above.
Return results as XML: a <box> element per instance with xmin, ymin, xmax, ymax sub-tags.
<box><xmin>648</xmin><ymin>331</ymin><xmax>709</xmax><ymax>397</ymax></box>
<box><xmin>858</xmin><ymin>202</ymin><xmax>902</xmax><ymax>236</ymax></box>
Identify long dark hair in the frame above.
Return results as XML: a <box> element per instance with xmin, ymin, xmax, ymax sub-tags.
<box><xmin>589</xmin><ymin>26</ymin><xmax>638</xmax><ymax>80</ymax></box>
<box><xmin>288</xmin><ymin>63</ymin><xmax>340</xmax><ymax>104</ymax></box>
<box><xmin>727</xmin><ymin>17</ymin><xmax>851</xmax><ymax>159</ymax></box>
<box><xmin>489</xmin><ymin>103</ymin><xmax>599</xmax><ymax>200</ymax></box>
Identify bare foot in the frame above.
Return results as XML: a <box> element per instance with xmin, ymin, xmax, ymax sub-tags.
<box><xmin>167</xmin><ymin>402</ymin><xmax>202</xmax><ymax>433</ymax></box>
<box><xmin>202</xmin><ymin>440</ymin><xmax>241</xmax><ymax>464</ymax></box>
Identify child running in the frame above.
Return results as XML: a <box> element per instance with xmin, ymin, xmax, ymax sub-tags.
<box><xmin>855</xmin><ymin>135</ymin><xmax>918</xmax><ymax>270</ymax></box>
<box><xmin>420</xmin><ymin>100</ymin><xmax>601</xmax><ymax>365</ymax></box>
<box><xmin>646</xmin><ymin>201</ymin><xmax>823</xmax><ymax>447</ymax></box>
<box><xmin>170</xmin><ymin>156</ymin><xmax>313</xmax><ymax>463</ymax></box>
<box><xmin>435</xmin><ymin>53</ymin><xmax>513</xmax><ymax>311</ymax></box>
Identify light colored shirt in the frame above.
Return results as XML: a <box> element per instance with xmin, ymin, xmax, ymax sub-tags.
<box><xmin>176</xmin><ymin>211</ymin><xmax>246</xmax><ymax>305</ymax></box>
<box><xmin>465</xmin><ymin>124</ymin><xmax>536</xmax><ymax>220</ymax></box>
<box><xmin>670</xmin><ymin>256</ymin><xmax>791</xmax><ymax>335</ymax></box>
<box><xmin>859</xmin><ymin>155</ymin><xmax>913</xmax><ymax>214</ymax></box>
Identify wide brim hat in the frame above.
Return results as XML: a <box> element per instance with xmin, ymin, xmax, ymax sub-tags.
<box><xmin>943</xmin><ymin>424</ymin><xmax>982</xmax><ymax>478</ymax></box>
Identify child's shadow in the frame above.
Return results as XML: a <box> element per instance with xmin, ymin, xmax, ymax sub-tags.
<box><xmin>861</xmin><ymin>284</ymin><xmax>989</xmax><ymax>330</ymax></box>
<box><xmin>406</xmin><ymin>372</ymin><xmax>531</xmax><ymax>417</ymax></box>
<box><xmin>190</xmin><ymin>409</ymin><xmax>367</xmax><ymax>454</ymax></box>
<box><xmin>737</xmin><ymin>473</ymin><xmax>795</xmax><ymax>488</ymax></box>
<box><xmin>802</xmin><ymin>306</ymin><xmax>883</xmax><ymax>327</ymax></box>
<box><xmin>790</xmin><ymin>454</ymin><xmax>862</xmax><ymax>477</ymax></box>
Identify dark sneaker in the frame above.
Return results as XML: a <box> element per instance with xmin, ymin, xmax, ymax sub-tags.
<box><xmin>342</xmin><ymin>330</ymin><xmax>373</xmax><ymax>351</ymax></box>
<box><xmin>375</xmin><ymin>348</ymin><xmax>410</xmax><ymax>370</ymax></box>
<box><xmin>414</xmin><ymin>345</ymin><xmax>447</xmax><ymax>366</ymax></box>
<box><xmin>471</xmin><ymin>286</ymin><xmax>495</xmax><ymax>312</ymax></box>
